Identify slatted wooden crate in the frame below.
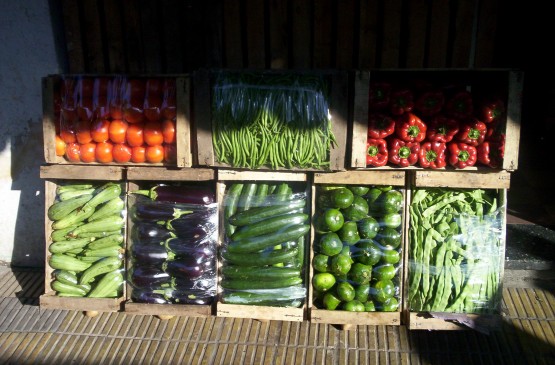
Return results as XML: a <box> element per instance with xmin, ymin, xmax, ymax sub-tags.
<box><xmin>351</xmin><ymin>69</ymin><xmax>523</xmax><ymax>171</ymax></box>
<box><xmin>309</xmin><ymin>170</ymin><xmax>407</xmax><ymax>329</ymax></box>
<box><xmin>215</xmin><ymin>170</ymin><xmax>310</xmax><ymax>322</ymax></box>
<box><xmin>42</xmin><ymin>74</ymin><xmax>193</xmax><ymax>167</ymax></box>
<box><xmin>123</xmin><ymin>167</ymin><xmax>216</xmax><ymax>319</ymax></box>
<box><xmin>403</xmin><ymin>170</ymin><xmax>508</xmax><ymax>331</ymax></box>
<box><xmin>40</xmin><ymin>165</ymin><xmax>126</xmax><ymax>314</ymax></box>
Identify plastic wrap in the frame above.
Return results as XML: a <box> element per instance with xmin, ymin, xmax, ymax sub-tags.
<box><xmin>312</xmin><ymin>185</ymin><xmax>404</xmax><ymax>312</ymax></box>
<box><xmin>408</xmin><ymin>187</ymin><xmax>504</xmax><ymax>314</ymax></box>
<box><xmin>47</xmin><ymin>181</ymin><xmax>126</xmax><ymax>298</ymax></box>
<box><xmin>127</xmin><ymin>186</ymin><xmax>218</xmax><ymax>305</ymax></box>
<box><xmin>211</xmin><ymin>72</ymin><xmax>335</xmax><ymax>170</ymax></box>
<box><xmin>56</xmin><ymin>75</ymin><xmax>177</xmax><ymax>164</ymax></box>
<box><xmin>220</xmin><ymin>182</ymin><xmax>309</xmax><ymax>307</ymax></box>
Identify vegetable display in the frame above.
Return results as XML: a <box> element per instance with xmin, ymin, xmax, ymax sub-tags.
<box><xmin>56</xmin><ymin>76</ymin><xmax>177</xmax><ymax>164</ymax></box>
<box><xmin>127</xmin><ymin>184</ymin><xmax>217</xmax><ymax>305</ymax></box>
<box><xmin>47</xmin><ymin>182</ymin><xmax>125</xmax><ymax>298</ymax></box>
<box><xmin>312</xmin><ymin>185</ymin><xmax>404</xmax><ymax>313</ymax></box>
<box><xmin>211</xmin><ymin>72</ymin><xmax>336</xmax><ymax>170</ymax></box>
<box><xmin>366</xmin><ymin>80</ymin><xmax>507</xmax><ymax>169</ymax></box>
<box><xmin>220</xmin><ymin>182</ymin><xmax>309</xmax><ymax>307</ymax></box>
<box><xmin>408</xmin><ymin>187</ymin><xmax>503</xmax><ymax>313</ymax></box>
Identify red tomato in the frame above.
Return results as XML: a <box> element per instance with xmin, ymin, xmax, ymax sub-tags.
<box><xmin>144</xmin><ymin>78</ymin><xmax>163</xmax><ymax>121</ymax></box>
<box><xmin>164</xmin><ymin>144</ymin><xmax>177</xmax><ymax>164</ymax></box>
<box><xmin>95</xmin><ymin>141</ymin><xmax>114</xmax><ymax>163</ymax></box>
<box><xmin>60</xmin><ymin>128</ymin><xmax>77</xmax><ymax>144</ymax></box>
<box><xmin>65</xmin><ymin>142</ymin><xmax>81</xmax><ymax>162</ymax></box>
<box><xmin>79</xmin><ymin>142</ymin><xmax>97</xmax><ymax>163</ymax></box>
<box><xmin>143</xmin><ymin>121</ymin><xmax>164</xmax><ymax>146</ymax></box>
<box><xmin>109</xmin><ymin>119</ymin><xmax>128</xmax><ymax>144</ymax></box>
<box><xmin>131</xmin><ymin>145</ymin><xmax>146</xmax><ymax>163</ymax></box>
<box><xmin>112</xmin><ymin>143</ymin><xmax>132</xmax><ymax>163</ymax></box>
<box><xmin>75</xmin><ymin>120</ymin><xmax>93</xmax><ymax>144</ymax></box>
<box><xmin>109</xmin><ymin>77</ymin><xmax>125</xmax><ymax>119</ymax></box>
<box><xmin>55</xmin><ymin>135</ymin><xmax>66</xmax><ymax>157</ymax></box>
<box><xmin>145</xmin><ymin>145</ymin><xmax>164</xmax><ymax>163</ymax></box>
<box><xmin>126</xmin><ymin>122</ymin><xmax>145</xmax><ymax>147</ymax></box>
<box><xmin>91</xmin><ymin>119</ymin><xmax>110</xmax><ymax>143</ymax></box>
<box><xmin>123</xmin><ymin>106</ymin><xmax>145</xmax><ymax>124</ymax></box>
<box><xmin>162</xmin><ymin>119</ymin><xmax>176</xmax><ymax>144</ymax></box>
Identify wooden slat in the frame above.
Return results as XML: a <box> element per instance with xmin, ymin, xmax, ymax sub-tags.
<box><xmin>503</xmin><ymin>70</ymin><xmax>523</xmax><ymax>171</ymax></box>
<box><xmin>223</xmin><ymin>0</ymin><xmax>244</xmax><ymax>68</ymax></box>
<box><xmin>357</xmin><ymin>0</ymin><xmax>379</xmax><ymax>69</ymax></box>
<box><xmin>313</xmin><ymin>170</ymin><xmax>405</xmax><ymax>186</ymax></box>
<box><xmin>138</xmin><ymin>0</ymin><xmax>163</xmax><ymax>73</ymax></box>
<box><xmin>351</xmin><ymin>71</ymin><xmax>370</xmax><ymax>168</ymax></box>
<box><xmin>176</xmin><ymin>77</ymin><xmax>192</xmax><ymax>167</ymax></box>
<box><xmin>61</xmin><ymin>0</ymin><xmax>85</xmax><ymax>73</ymax></box>
<box><xmin>192</xmin><ymin>70</ymin><xmax>214</xmax><ymax>166</ymax></box>
<box><xmin>405</xmin><ymin>0</ymin><xmax>428</xmax><ymax>68</ymax></box>
<box><xmin>121</xmin><ymin>0</ymin><xmax>144</xmax><ymax>73</ymax></box>
<box><xmin>268</xmin><ymin>0</ymin><xmax>288</xmax><ymax>69</ymax></box>
<box><xmin>335</xmin><ymin>0</ymin><xmax>356</xmax><ymax>69</ymax></box>
<box><xmin>217</xmin><ymin>170</ymin><xmax>307</xmax><ymax>182</ymax></box>
<box><xmin>427</xmin><ymin>0</ymin><xmax>451</xmax><ymax>68</ymax></box>
<box><xmin>381</xmin><ymin>0</ymin><xmax>402</xmax><ymax>68</ymax></box>
<box><xmin>312</xmin><ymin>0</ymin><xmax>333</xmax><ymax>68</ymax></box>
<box><xmin>451</xmin><ymin>0</ymin><xmax>476</xmax><ymax>68</ymax></box>
<box><xmin>412</xmin><ymin>170</ymin><xmax>511</xmax><ymax>189</ymax></box>
<box><xmin>126</xmin><ymin>166</ymin><xmax>214</xmax><ymax>181</ymax></box>
<box><xmin>290</xmin><ymin>0</ymin><xmax>311</xmax><ymax>69</ymax></box>
<box><xmin>245</xmin><ymin>0</ymin><xmax>266</xmax><ymax>68</ymax></box>
<box><xmin>474</xmin><ymin>0</ymin><xmax>499</xmax><ymax>67</ymax></box>
<box><xmin>81</xmin><ymin>0</ymin><xmax>105</xmax><ymax>73</ymax></box>
<box><xmin>42</xmin><ymin>77</ymin><xmax>57</xmax><ymax>164</ymax></box>
<box><xmin>329</xmin><ymin>72</ymin><xmax>349</xmax><ymax>171</ymax></box>
<box><xmin>39</xmin><ymin>165</ymin><xmax>124</xmax><ymax>180</ymax></box>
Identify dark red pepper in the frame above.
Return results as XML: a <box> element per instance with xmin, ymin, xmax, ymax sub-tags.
<box><xmin>388</xmin><ymin>138</ymin><xmax>420</xmax><ymax>167</ymax></box>
<box><xmin>415</xmin><ymin>90</ymin><xmax>445</xmax><ymax>117</ymax></box>
<box><xmin>447</xmin><ymin>142</ymin><xmax>477</xmax><ymax>169</ymax></box>
<box><xmin>389</xmin><ymin>88</ymin><xmax>414</xmax><ymax>116</ymax></box>
<box><xmin>477</xmin><ymin>141</ymin><xmax>504</xmax><ymax>168</ymax></box>
<box><xmin>419</xmin><ymin>142</ymin><xmax>447</xmax><ymax>169</ymax></box>
<box><xmin>426</xmin><ymin>115</ymin><xmax>459</xmax><ymax>143</ymax></box>
<box><xmin>369</xmin><ymin>82</ymin><xmax>391</xmax><ymax>111</ymax></box>
<box><xmin>485</xmin><ymin>120</ymin><xmax>505</xmax><ymax>143</ymax></box>
<box><xmin>368</xmin><ymin>113</ymin><xmax>395</xmax><ymax>139</ymax></box>
<box><xmin>445</xmin><ymin>90</ymin><xmax>474</xmax><ymax>119</ymax></box>
<box><xmin>395</xmin><ymin>112</ymin><xmax>427</xmax><ymax>143</ymax></box>
<box><xmin>456</xmin><ymin>118</ymin><xmax>487</xmax><ymax>146</ymax></box>
<box><xmin>366</xmin><ymin>138</ymin><xmax>388</xmax><ymax>167</ymax></box>
<box><xmin>479</xmin><ymin>97</ymin><xmax>505</xmax><ymax>124</ymax></box>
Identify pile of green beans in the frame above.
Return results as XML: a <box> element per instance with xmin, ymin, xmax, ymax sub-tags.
<box><xmin>211</xmin><ymin>72</ymin><xmax>336</xmax><ymax>170</ymax></box>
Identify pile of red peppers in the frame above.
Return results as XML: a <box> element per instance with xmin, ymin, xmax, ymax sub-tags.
<box><xmin>366</xmin><ymin>82</ymin><xmax>506</xmax><ymax>169</ymax></box>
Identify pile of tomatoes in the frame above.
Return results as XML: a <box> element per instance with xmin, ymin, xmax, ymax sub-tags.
<box><xmin>55</xmin><ymin>77</ymin><xmax>177</xmax><ymax>164</ymax></box>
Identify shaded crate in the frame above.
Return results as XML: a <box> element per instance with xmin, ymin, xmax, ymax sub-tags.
<box><xmin>403</xmin><ymin>170</ymin><xmax>508</xmax><ymax>331</ymax></box>
<box><xmin>350</xmin><ymin>69</ymin><xmax>523</xmax><ymax>171</ymax></box>
<box><xmin>194</xmin><ymin>69</ymin><xmax>349</xmax><ymax>172</ymax></box>
<box><xmin>309</xmin><ymin>170</ymin><xmax>407</xmax><ymax>329</ymax></box>
<box><xmin>40</xmin><ymin>171</ymin><xmax>126</xmax><ymax>314</ymax></box>
<box><xmin>42</xmin><ymin>75</ymin><xmax>193</xmax><ymax>167</ymax></box>
<box><xmin>215</xmin><ymin>170</ymin><xmax>310</xmax><ymax>322</ymax></box>
<box><xmin>123</xmin><ymin>169</ymin><xmax>217</xmax><ymax>318</ymax></box>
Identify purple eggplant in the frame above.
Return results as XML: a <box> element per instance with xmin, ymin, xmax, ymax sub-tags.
<box><xmin>165</xmin><ymin>237</ymin><xmax>214</xmax><ymax>256</ymax></box>
<box><xmin>131</xmin><ymin>222</ymin><xmax>173</xmax><ymax>241</ymax></box>
<box><xmin>167</xmin><ymin>212</ymin><xmax>215</xmax><ymax>233</ymax></box>
<box><xmin>130</xmin><ymin>243</ymin><xmax>175</xmax><ymax>266</ymax></box>
<box><xmin>152</xmin><ymin>288</ymin><xmax>214</xmax><ymax>305</ymax></box>
<box><xmin>131</xmin><ymin>289</ymin><xmax>169</xmax><ymax>304</ymax></box>
<box><xmin>163</xmin><ymin>258</ymin><xmax>214</xmax><ymax>280</ymax></box>
<box><xmin>129</xmin><ymin>265</ymin><xmax>171</xmax><ymax>289</ymax></box>
<box><xmin>173</xmin><ymin>277</ymin><xmax>216</xmax><ymax>291</ymax></box>
<box><xmin>132</xmin><ymin>185</ymin><xmax>215</xmax><ymax>205</ymax></box>
<box><xmin>130</xmin><ymin>200</ymin><xmax>193</xmax><ymax>222</ymax></box>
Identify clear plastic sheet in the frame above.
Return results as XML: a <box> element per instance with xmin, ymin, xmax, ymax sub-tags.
<box><xmin>47</xmin><ymin>181</ymin><xmax>126</xmax><ymax>298</ymax></box>
<box><xmin>210</xmin><ymin>72</ymin><xmax>335</xmax><ymax>169</ymax></box>
<box><xmin>219</xmin><ymin>182</ymin><xmax>309</xmax><ymax>307</ymax></box>
<box><xmin>127</xmin><ymin>186</ymin><xmax>218</xmax><ymax>304</ymax></box>
<box><xmin>408</xmin><ymin>187</ymin><xmax>504</xmax><ymax>314</ymax></box>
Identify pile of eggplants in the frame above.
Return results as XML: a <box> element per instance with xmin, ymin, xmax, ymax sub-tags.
<box><xmin>127</xmin><ymin>184</ymin><xmax>218</xmax><ymax>305</ymax></box>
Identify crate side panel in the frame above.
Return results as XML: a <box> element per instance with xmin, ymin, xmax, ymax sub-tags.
<box><xmin>503</xmin><ymin>70</ymin><xmax>523</xmax><ymax>170</ymax></box>
<box><xmin>193</xmin><ymin>70</ymin><xmax>215</xmax><ymax>166</ymax></box>
<box><xmin>351</xmin><ymin>71</ymin><xmax>370</xmax><ymax>168</ymax></box>
<box><xmin>176</xmin><ymin>77</ymin><xmax>193</xmax><ymax>167</ymax></box>
<box><xmin>313</xmin><ymin>170</ymin><xmax>406</xmax><ymax>186</ymax></box>
<box><xmin>126</xmin><ymin>167</ymin><xmax>215</xmax><ymax>181</ymax></box>
<box><xmin>42</xmin><ymin>76</ymin><xmax>59</xmax><ymax>164</ymax></box>
<box><xmin>40</xmin><ymin>165</ymin><xmax>124</xmax><ymax>180</ymax></box>
<box><xmin>329</xmin><ymin>72</ymin><xmax>349</xmax><ymax>171</ymax></box>
<box><xmin>413</xmin><ymin>170</ymin><xmax>510</xmax><ymax>189</ymax></box>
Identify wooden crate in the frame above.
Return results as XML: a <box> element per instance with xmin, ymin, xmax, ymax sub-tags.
<box><xmin>403</xmin><ymin>170</ymin><xmax>508</xmax><ymax>331</ymax></box>
<box><xmin>193</xmin><ymin>69</ymin><xmax>349</xmax><ymax>172</ymax></box>
<box><xmin>351</xmin><ymin>69</ymin><xmax>523</xmax><ymax>171</ymax></box>
<box><xmin>215</xmin><ymin>170</ymin><xmax>310</xmax><ymax>322</ymax></box>
<box><xmin>40</xmin><ymin>171</ymin><xmax>126</xmax><ymax>314</ymax></box>
<box><xmin>42</xmin><ymin>74</ymin><xmax>193</xmax><ymax>167</ymax></box>
<box><xmin>309</xmin><ymin>170</ymin><xmax>407</xmax><ymax>328</ymax></box>
<box><xmin>123</xmin><ymin>170</ymin><xmax>217</xmax><ymax>318</ymax></box>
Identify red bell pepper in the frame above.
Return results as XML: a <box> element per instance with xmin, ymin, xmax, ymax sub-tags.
<box><xmin>456</xmin><ymin>118</ymin><xmax>487</xmax><ymax>146</ymax></box>
<box><xmin>477</xmin><ymin>141</ymin><xmax>504</xmax><ymax>168</ymax></box>
<box><xmin>395</xmin><ymin>112</ymin><xmax>427</xmax><ymax>143</ymax></box>
<box><xmin>445</xmin><ymin>90</ymin><xmax>473</xmax><ymax>119</ymax></box>
<box><xmin>369</xmin><ymin>82</ymin><xmax>391</xmax><ymax>111</ymax></box>
<box><xmin>479</xmin><ymin>97</ymin><xmax>505</xmax><ymax>123</ymax></box>
<box><xmin>485</xmin><ymin>120</ymin><xmax>505</xmax><ymax>143</ymax></box>
<box><xmin>447</xmin><ymin>142</ymin><xmax>477</xmax><ymax>169</ymax></box>
<box><xmin>368</xmin><ymin>113</ymin><xmax>395</xmax><ymax>139</ymax></box>
<box><xmin>389</xmin><ymin>88</ymin><xmax>414</xmax><ymax>116</ymax></box>
<box><xmin>366</xmin><ymin>138</ymin><xmax>388</xmax><ymax>167</ymax></box>
<box><xmin>426</xmin><ymin>115</ymin><xmax>459</xmax><ymax>143</ymax></box>
<box><xmin>415</xmin><ymin>90</ymin><xmax>445</xmax><ymax>116</ymax></box>
<box><xmin>388</xmin><ymin>138</ymin><xmax>420</xmax><ymax>167</ymax></box>
<box><xmin>419</xmin><ymin>142</ymin><xmax>447</xmax><ymax>169</ymax></box>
